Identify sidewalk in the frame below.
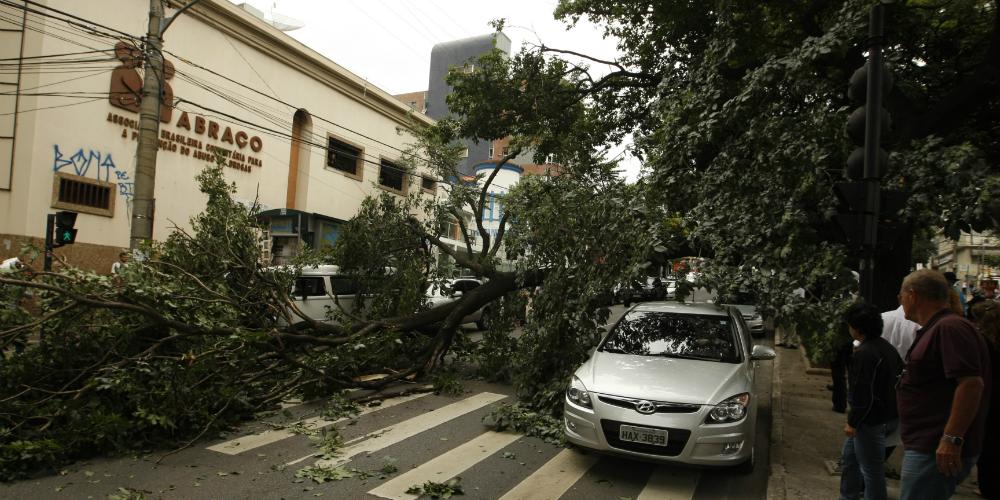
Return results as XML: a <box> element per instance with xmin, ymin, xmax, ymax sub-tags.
<box><xmin>766</xmin><ymin>342</ymin><xmax>981</xmax><ymax>499</ymax></box>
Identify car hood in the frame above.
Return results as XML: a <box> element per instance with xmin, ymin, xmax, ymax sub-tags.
<box><xmin>577</xmin><ymin>352</ymin><xmax>748</xmax><ymax>405</ymax></box>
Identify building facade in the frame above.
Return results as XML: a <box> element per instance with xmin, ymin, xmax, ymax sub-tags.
<box><xmin>0</xmin><ymin>0</ymin><xmax>436</xmax><ymax>271</ymax></box>
<box><xmin>929</xmin><ymin>230</ymin><xmax>1000</xmax><ymax>284</ymax></box>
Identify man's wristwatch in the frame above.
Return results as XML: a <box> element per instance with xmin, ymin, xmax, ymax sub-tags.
<box><xmin>941</xmin><ymin>434</ymin><xmax>964</xmax><ymax>446</ymax></box>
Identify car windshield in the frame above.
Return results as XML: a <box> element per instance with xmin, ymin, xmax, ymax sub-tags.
<box><xmin>600</xmin><ymin>311</ymin><xmax>740</xmax><ymax>363</ymax></box>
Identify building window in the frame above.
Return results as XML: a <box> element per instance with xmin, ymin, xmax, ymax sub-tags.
<box><xmin>327</xmin><ymin>137</ymin><xmax>362</xmax><ymax>177</ymax></box>
<box><xmin>420</xmin><ymin>176</ymin><xmax>436</xmax><ymax>193</ymax></box>
<box><xmin>51</xmin><ymin>172</ymin><xmax>115</xmax><ymax>217</ymax></box>
<box><xmin>488</xmin><ymin>146</ymin><xmax>494</xmax><ymax>158</ymax></box>
<box><xmin>501</xmin><ymin>146</ymin><xmax>510</xmax><ymax>157</ymax></box>
<box><xmin>441</xmin><ymin>219</ymin><xmax>461</xmax><ymax>240</ymax></box>
<box><xmin>378</xmin><ymin>159</ymin><xmax>406</xmax><ymax>193</ymax></box>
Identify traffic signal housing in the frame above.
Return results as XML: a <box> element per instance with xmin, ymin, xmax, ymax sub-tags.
<box><xmin>845</xmin><ymin>62</ymin><xmax>893</xmax><ymax>180</ymax></box>
<box><xmin>52</xmin><ymin>210</ymin><xmax>78</xmax><ymax>247</ymax></box>
<box><xmin>833</xmin><ymin>182</ymin><xmax>908</xmax><ymax>252</ymax></box>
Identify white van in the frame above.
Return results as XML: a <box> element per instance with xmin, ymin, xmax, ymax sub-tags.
<box><xmin>283</xmin><ymin>265</ymin><xmax>365</xmax><ymax>324</ymax></box>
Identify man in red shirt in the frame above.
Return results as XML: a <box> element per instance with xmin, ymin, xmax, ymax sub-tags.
<box><xmin>896</xmin><ymin>269</ymin><xmax>992</xmax><ymax>499</ymax></box>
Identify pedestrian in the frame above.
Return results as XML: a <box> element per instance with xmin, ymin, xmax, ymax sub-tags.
<box><xmin>882</xmin><ymin>305</ymin><xmax>919</xmax><ymax>361</ymax></box>
<box><xmin>775</xmin><ymin>320</ymin><xmax>800</xmax><ymax>349</ymax></box>
<box><xmin>944</xmin><ymin>272</ymin><xmax>966</xmax><ymax>316</ymax></box>
<box><xmin>970</xmin><ymin>300</ymin><xmax>1000</xmax><ymax>499</ymax></box>
<box><xmin>967</xmin><ymin>278</ymin><xmax>997</xmax><ymax>321</ymax></box>
<box><xmin>896</xmin><ymin>269</ymin><xmax>992</xmax><ymax>500</ymax></box>
<box><xmin>829</xmin><ymin>324</ymin><xmax>853</xmax><ymax>414</ymax></box>
<box><xmin>880</xmin><ymin>303</ymin><xmax>918</xmax><ymax>471</ymax></box>
<box><xmin>110</xmin><ymin>251</ymin><xmax>129</xmax><ymax>275</ymax></box>
<box><xmin>839</xmin><ymin>302</ymin><xmax>903</xmax><ymax>500</ymax></box>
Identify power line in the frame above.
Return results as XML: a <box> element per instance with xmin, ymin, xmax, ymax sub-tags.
<box><xmin>0</xmin><ymin>48</ymin><xmax>111</xmax><ymax>62</ymax></box>
<box><xmin>0</xmin><ymin>0</ymin><xmax>138</xmax><ymax>42</ymax></box>
<box><xmin>171</xmin><ymin>67</ymin><xmax>417</xmax><ymax>167</ymax></box>
<box><xmin>0</xmin><ymin>96</ymin><xmax>104</xmax><ymax>116</ymax></box>
<box><xmin>171</xmin><ymin>97</ymin><xmax>519</xmax><ymax>192</ymax></box>
<box><xmin>1</xmin><ymin>68</ymin><xmax>110</xmax><ymax>94</ymax></box>
<box><xmin>0</xmin><ymin>1</ymin><xmax>521</xmax><ymax>193</ymax></box>
<box><xmin>161</xmin><ymin>46</ymin><xmax>438</xmax><ymax>165</ymax></box>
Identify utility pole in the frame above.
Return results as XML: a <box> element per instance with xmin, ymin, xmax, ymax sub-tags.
<box><xmin>129</xmin><ymin>0</ymin><xmax>203</xmax><ymax>250</ymax></box>
<box><xmin>129</xmin><ymin>0</ymin><xmax>164</xmax><ymax>250</ymax></box>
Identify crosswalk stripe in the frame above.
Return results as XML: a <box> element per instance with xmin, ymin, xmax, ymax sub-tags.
<box><xmin>636</xmin><ymin>465</ymin><xmax>700</xmax><ymax>500</ymax></box>
<box><xmin>207</xmin><ymin>392</ymin><xmax>430</xmax><ymax>455</ymax></box>
<box><xmin>366</xmin><ymin>431</ymin><xmax>522</xmax><ymax>500</ymax></box>
<box><xmin>300</xmin><ymin>392</ymin><xmax>507</xmax><ymax>468</ymax></box>
<box><xmin>497</xmin><ymin>447</ymin><xmax>599</xmax><ymax>500</ymax></box>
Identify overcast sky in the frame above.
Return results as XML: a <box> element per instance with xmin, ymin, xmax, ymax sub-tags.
<box><xmin>228</xmin><ymin>0</ymin><xmax>641</xmax><ymax>181</ymax></box>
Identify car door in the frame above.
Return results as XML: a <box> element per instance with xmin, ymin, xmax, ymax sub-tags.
<box><xmin>291</xmin><ymin>275</ymin><xmax>331</xmax><ymax>322</ymax></box>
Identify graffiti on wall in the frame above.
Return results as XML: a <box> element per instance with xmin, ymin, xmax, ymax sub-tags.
<box><xmin>52</xmin><ymin>145</ymin><xmax>134</xmax><ymax>199</ymax></box>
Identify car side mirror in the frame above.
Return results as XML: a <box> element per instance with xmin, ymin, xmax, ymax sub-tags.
<box><xmin>751</xmin><ymin>345</ymin><xmax>776</xmax><ymax>361</ymax></box>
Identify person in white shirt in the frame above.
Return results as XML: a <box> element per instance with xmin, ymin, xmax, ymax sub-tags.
<box><xmin>110</xmin><ymin>251</ymin><xmax>129</xmax><ymax>275</ymax></box>
<box><xmin>881</xmin><ymin>305</ymin><xmax>919</xmax><ymax>360</ymax></box>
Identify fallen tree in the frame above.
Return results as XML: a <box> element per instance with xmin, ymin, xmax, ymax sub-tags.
<box><xmin>0</xmin><ymin>85</ymin><xmax>655</xmax><ymax>477</ymax></box>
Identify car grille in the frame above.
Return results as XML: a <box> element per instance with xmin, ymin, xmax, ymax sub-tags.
<box><xmin>597</xmin><ymin>395</ymin><xmax>701</xmax><ymax>414</ymax></box>
<box><xmin>600</xmin><ymin>419</ymin><xmax>691</xmax><ymax>456</ymax></box>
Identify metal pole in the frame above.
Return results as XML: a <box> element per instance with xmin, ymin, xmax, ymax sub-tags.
<box><xmin>129</xmin><ymin>0</ymin><xmax>164</xmax><ymax>250</ymax></box>
<box><xmin>860</xmin><ymin>4</ymin><xmax>885</xmax><ymax>302</ymax></box>
<box><xmin>44</xmin><ymin>214</ymin><xmax>54</xmax><ymax>271</ymax></box>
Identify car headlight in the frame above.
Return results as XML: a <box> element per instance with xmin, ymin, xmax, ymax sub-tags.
<box><xmin>705</xmin><ymin>393</ymin><xmax>750</xmax><ymax>424</ymax></box>
<box><xmin>566</xmin><ymin>376</ymin><xmax>592</xmax><ymax>409</ymax></box>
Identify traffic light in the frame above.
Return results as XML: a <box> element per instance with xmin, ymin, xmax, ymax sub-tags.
<box><xmin>845</xmin><ymin>63</ymin><xmax>893</xmax><ymax>180</ymax></box>
<box><xmin>834</xmin><ymin>182</ymin><xmax>908</xmax><ymax>251</ymax></box>
<box><xmin>52</xmin><ymin>210</ymin><xmax>77</xmax><ymax>248</ymax></box>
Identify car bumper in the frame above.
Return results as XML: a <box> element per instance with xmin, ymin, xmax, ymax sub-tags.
<box><xmin>563</xmin><ymin>395</ymin><xmax>753</xmax><ymax>467</ymax></box>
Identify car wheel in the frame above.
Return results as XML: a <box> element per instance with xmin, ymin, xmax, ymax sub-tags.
<box><xmin>733</xmin><ymin>446</ymin><xmax>755</xmax><ymax>475</ymax></box>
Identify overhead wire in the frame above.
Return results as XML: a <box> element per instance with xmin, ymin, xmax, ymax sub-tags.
<box><xmin>162</xmin><ymin>46</ymin><xmax>439</xmax><ymax>165</ymax></box>
<box><xmin>171</xmin><ymin>67</ymin><xmax>422</xmax><ymax>168</ymax></box>
<box><xmin>0</xmin><ymin>0</ymin><xmax>522</xmax><ymax>194</ymax></box>
<box><xmin>171</xmin><ymin>97</ymin><xmax>519</xmax><ymax>193</ymax></box>
<box><xmin>0</xmin><ymin>0</ymin><xmax>138</xmax><ymax>42</ymax></box>
<box><xmin>0</xmin><ymin>96</ymin><xmax>105</xmax><ymax>116</ymax></box>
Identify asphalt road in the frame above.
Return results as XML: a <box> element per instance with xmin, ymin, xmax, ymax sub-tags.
<box><xmin>1</xmin><ymin>303</ymin><xmax>774</xmax><ymax>500</ymax></box>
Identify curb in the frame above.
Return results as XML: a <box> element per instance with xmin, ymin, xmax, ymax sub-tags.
<box><xmin>800</xmin><ymin>345</ymin><xmax>831</xmax><ymax>376</ymax></box>
<box><xmin>765</xmin><ymin>343</ymin><xmax>787</xmax><ymax>500</ymax></box>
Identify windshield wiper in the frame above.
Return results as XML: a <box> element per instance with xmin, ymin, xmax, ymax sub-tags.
<box><xmin>658</xmin><ymin>353</ymin><xmax>722</xmax><ymax>362</ymax></box>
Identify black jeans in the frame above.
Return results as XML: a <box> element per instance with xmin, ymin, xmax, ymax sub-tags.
<box><xmin>830</xmin><ymin>343</ymin><xmax>852</xmax><ymax>412</ymax></box>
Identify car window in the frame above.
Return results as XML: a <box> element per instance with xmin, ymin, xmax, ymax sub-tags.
<box><xmin>452</xmin><ymin>280</ymin><xmax>480</xmax><ymax>293</ymax></box>
<box><xmin>330</xmin><ymin>277</ymin><xmax>360</xmax><ymax>295</ymax></box>
<box><xmin>600</xmin><ymin>311</ymin><xmax>741</xmax><ymax>363</ymax></box>
<box><xmin>730</xmin><ymin>309</ymin><xmax>751</xmax><ymax>356</ymax></box>
<box><xmin>292</xmin><ymin>277</ymin><xmax>326</xmax><ymax>297</ymax></box>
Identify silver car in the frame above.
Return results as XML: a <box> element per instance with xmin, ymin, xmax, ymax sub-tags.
<box><xmin>726</xmin><ymin>303</ymin><xmax>765</xmax><ymax>338</ymax></box>
<box><xmin>563</xmin><ymin>302</ymin><xmax>775</xmax><ymax>472</ymax></box>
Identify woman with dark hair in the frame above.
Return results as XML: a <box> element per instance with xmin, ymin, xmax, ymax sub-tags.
<box><xmin>972</xmin><ymin>300</ymin><xmax>999</xmax><ymax>499</ymax></box>
<box><xmin>839</xmin><ymin>301</ymin><xmax>904</xmax><ymax>500</ymax></box>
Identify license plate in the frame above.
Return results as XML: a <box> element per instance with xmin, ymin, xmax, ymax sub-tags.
<box><xmin>618</xmin><ymin>425</ymin><xmax>668</xmax><ymax>446</ymax></box>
